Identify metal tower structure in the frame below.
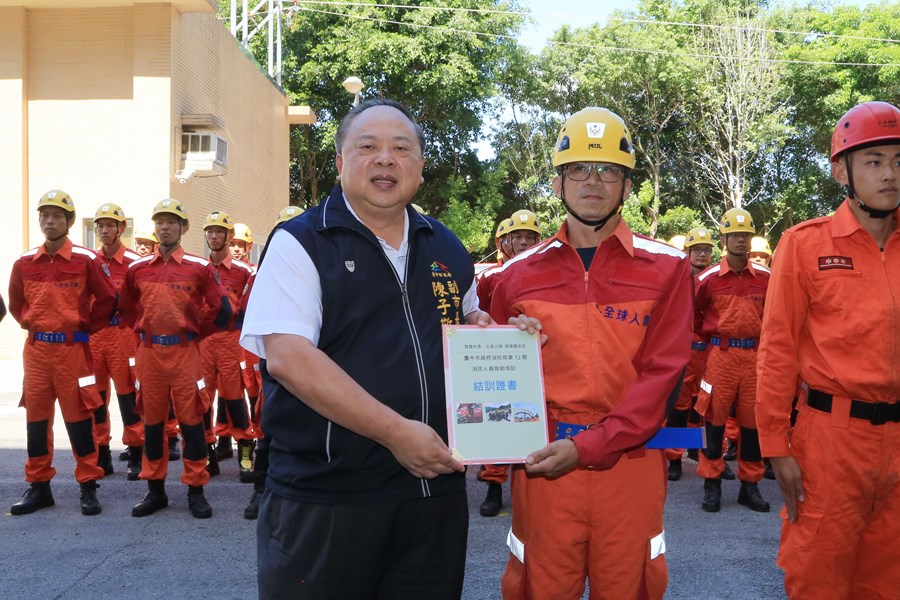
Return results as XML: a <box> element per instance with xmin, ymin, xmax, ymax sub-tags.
<box><xmin>229</xmin><ymin>0</ymin><xmax>287</xmax><ymax>86</ymax></box>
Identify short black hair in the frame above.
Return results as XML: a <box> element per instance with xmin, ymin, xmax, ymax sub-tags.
<box><xmin>334</xmin><ymin>98</ymin><xmax>426</xmax><ymax>155</ymax></box>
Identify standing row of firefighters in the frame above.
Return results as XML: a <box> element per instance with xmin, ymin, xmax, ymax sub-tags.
<box><xmin>6</xmin><ymin>192</ymin><xmax>302</xmax><ymax>519</ymax></box>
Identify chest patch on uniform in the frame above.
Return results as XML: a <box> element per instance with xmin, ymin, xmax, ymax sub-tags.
<box><xmin>818</xmin><ymin>256</ymin><xmax>853</xmax><ymax>271</ymax></box>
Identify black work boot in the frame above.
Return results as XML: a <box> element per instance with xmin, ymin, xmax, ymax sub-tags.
<box><xmin>206</xmin><ymin>444</ymin><xmax>220</xmax><ymax>477</ymax></box>
<box><xmin>188</xmin><ymin>485</ymin><xmax>213</xmax><ymax>519</ymax></box>
<box><xmin>244</xmin><ymin>484</ymin><xmax>264</xmax><ymax>520</ymax></box>
<box><xmin>479</xmin><ymin>482</ymin><xmax>503</xmax><ymax>517</ymax></box>
<box><xmin>667</xmin><ymin>459</ymin><xmax>683</xmax><ymax>481</ymax></box>
<box><xmin>237</xmin><ymin>440</ymin><xmax>254</xmax><ymax>483</ymax></box>
<box><xmin>126</xmin><ymin>446</ymin><xmax>143</xmax><ymax>481</ymax></box>
<box><xmin>132</xmin><ymin>479</ymin><xmax>168</xmax><ymax>517</ymax></box>
<box><xmin>10</xmin><ymin>481</ymin><xmax>55</xmax><ymax>515</ymax></box>
<box><xmin>167</xmin><ymin>437</ymin><xmax>181</xmax><ymax>462</ymax></box>
<box><xmin>737</xmin><ymin>481</ymin><xmax>770</xmax><ymax>512</ymax></box>
<box><xmin>97</xmin><ymin>445</ymin><xmax>114</xmax><ymax>476</ymax></box>
<box><xmin>79</xmin><ymin>481</ymin><xmax>102</xmax><ymax>516</ymax></box>
<box><xmin>723</xmin><ymin>439</ymin><xmax>737</xmax><ymax>461</ymax></box>
<box><xmin>118</xmin><ymin>447</ymin><xmax>131</xmax><ymax>461</ymax></box>
<box><xmin>214</xmin><ymin>436</ymin><xmax>233</xmax><ymax>460</ymax></box>
<box><xmin>721</xmin><ymin>462</ymin><xmax>736</xmax><ymax>480</ymax></box>
<box><xmin>701</xmin><ymin>478</ymin><xmax>722</xmax><ymax>513</ymax></box>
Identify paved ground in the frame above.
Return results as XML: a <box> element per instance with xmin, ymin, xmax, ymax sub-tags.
<box><xmin>0</xmin><ymin>365</ymin><xmax>786</xmax><ymax>599</ymax></box>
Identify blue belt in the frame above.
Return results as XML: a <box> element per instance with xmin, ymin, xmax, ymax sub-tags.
<box><xmin>140</xmin><ymin>332</ymin><xmax>197</xmax><ymax>346</ymax></box>
<box><xmin>691</xmin><ymin>341</ymin><xmax>708</xmax><ymax>351</ymax></box>
<box><xmin>709</xmin><ymin>336</ymin><xmax>756</xmax><ymax>349</ymax></box>
<box><xmin>33</xmin><ymin>331</ymin><xmax>89</xmax><ymax>344</ymax></box>
<box><xmin>555</xmin><ymin>421</ymin><xmax>705</xmax><ymax>449</ymax></box>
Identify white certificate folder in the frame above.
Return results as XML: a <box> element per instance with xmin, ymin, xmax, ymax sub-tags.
<box><xmin>442</xmin><ymin>325</ymin><xmax>549</xmax><ymax>464</ymax></box>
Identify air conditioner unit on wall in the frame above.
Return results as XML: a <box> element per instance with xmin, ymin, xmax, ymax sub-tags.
<box><xmin>180</xmin><ymin>131</ymin><xmax>228</xmax><ymax>176</ymax></box>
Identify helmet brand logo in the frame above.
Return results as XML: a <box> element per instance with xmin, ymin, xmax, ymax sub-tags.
<box><xmin>586</xmin><ymin>122</ymin><xmax>606</xmax><ymax>138</ymax></box>
<box><xmin>588</xmin><ymin>144</ymin><xmax>603</xmax><ymax>150</ymax></box>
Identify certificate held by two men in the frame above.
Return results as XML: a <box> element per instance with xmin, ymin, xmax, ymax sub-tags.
<box><xmin>442</xmin><ymin>325</ymin><xmax>548</xmax><ymax>464</ymax></box>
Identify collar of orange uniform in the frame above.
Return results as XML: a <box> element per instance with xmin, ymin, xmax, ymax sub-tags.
<box><xmin>718</xmin><ymin>256</ymin><xmax>757</xmax><ymax>277</ymax></box>
<box><xmin>34</xmin><ymin>236</ymin><xmax>73</xmax><ymax>261</ymax></box>
<box><xmin>556</xmin><ymin>216</ymin><xmax>634</xmax><ymax>256</ymax></box>
<box><xmin>150</xmin><ymin>245</ymin><xmax>185</xmax><ymax>265</ymax></box>
<box><xmin>212</xmin><ymin>252</ymin><xmax>234</xmax><ymax>270</ymax></box>
<box><xmin>830</xmin><ymin>198</ymin><xmax>900</xmax><ymax>238</ymax></box>
<box><xmin>103</xmin><ymin>242</ymin><xmax>128</xmax><ymax>264</ymax></box>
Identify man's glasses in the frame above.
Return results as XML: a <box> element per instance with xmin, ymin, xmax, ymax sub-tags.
<box><xmin>564</xmin><ymin>163</ymin><xmax>626</xmax><ymax>183</ymax></box>
<box><xmin>690</xmin><ymin>247</ymin><xmax>713</xmax><ymax>254</ymax></box>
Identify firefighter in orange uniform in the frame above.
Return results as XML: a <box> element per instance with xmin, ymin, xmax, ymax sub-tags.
<box><xmin>757</xmin><ymin>101</ymin><xmax>900</xmax><ymax>599</ymax></box>
<box><xmin>201</xmin><ymin>212</ymin><xmax>256</xmax><ymax>482</ymax></box>
<box><xmin>694</xmin><ymin>207</ymin><xmax>770</xmax><ymax>513</ymax></box>
<box><xmin>120</xmin><ymin>199</ymin><xmax>231</xmax><ymax>519</ymax></box>
<box><xmin>665</xmin><ymin>226</ymin><xmax>715</xmax><ymax>481</ymax></box>
<box><xmin>492</xmin><ymin>108</ymin><xmax>693</xmax><ymax>599</ymax></box>
<box><xmin>133</xmin><ymin>230</ymin><xmax>157</xmax><ymax>258</ymax></box>
<box><xmin>8</xmin><ymin>190</ymin><xmax>117</xmax><ymax>516</ymax></box>
<box><xmin>91</xmin><ymin>203</ymin><xmax>144</xmax><ymax>480</ymax></box>
<box><xmin>476</xmin><ymin>210</ymin><xmax>543</xmax><ymax>517</ymax></box>
<box><xmin>242</xmin><ymin>207</ymin><xmax>304</xmax><ymax>520</ymax></box>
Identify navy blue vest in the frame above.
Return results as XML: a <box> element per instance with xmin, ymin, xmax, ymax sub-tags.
<box><xmin>260</xmin><ymin>186</ymin><xmax>473</xmax><ymax>503</ymax></box>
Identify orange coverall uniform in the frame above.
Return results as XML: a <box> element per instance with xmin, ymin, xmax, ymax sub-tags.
<box><xmin>756</xmin><ymin>199</ymin><xmax>900</xmax><ymax>599</ymax></box>
<box><xmin>694</xmin><ymin>259</ymin><xmax>769</xmax><ymax>483</ymax></box>
<box><xmin>200</xmin><ymin>254</ymin><xmax>256</xmax><ymax>443</ymax></box>
<box><xmin>664</xmin><ymin>334</ymin><xmax>708</xmax><ymax>461</ymax></box>
<box><xmin>236</xmin><ymin>272</ymin><xmax>264</xmax><ymax>430</ymax></box>
<box><xmin>476</xmin><ymin>263</ymin><xmax>511</xmax><ymax>485</ymax></box>
<box><xmin>8</xmin><ymin>238</ymin><xmax>118</xmax><ymax>484</ymax></box>
<box><xmin>120</xmin><ymin>247</ymin><xmax>231</xmax><ymax>487</ymax></box>
<box><xmin>91</xmin><ymin>244</ymin><xmax>142</xmax><ymax>449</ymax></box>
<box><xmin>491</xmin><ymin>220</ymin><xmax>693</xmax><ymax>600</ymax></box>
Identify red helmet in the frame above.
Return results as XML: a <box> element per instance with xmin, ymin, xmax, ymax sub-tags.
<box><xmin>830</xmin><ymin>101</ymin><xmax>900</xmax><ymax>161</ymax></box>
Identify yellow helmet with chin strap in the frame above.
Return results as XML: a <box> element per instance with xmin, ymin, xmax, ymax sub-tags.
<box><xmin>275</xmin><ymin>206</ymin><xmax>304</xmax><ymax>225</ymax></box>
<box><xmin>750</xmin><ymin>236</ymin><xmax>772</xmax><ymax>256</ymax></box>
<box><xmin>233</xmin><ymin>223</ymin><xmax>253</xmax><ymax>244</ymax></box>
<box><xmin>38</xmin><ymin>189</ymin><xmax>76</xmax><ymax>216</ymax></box>
<box><xmin>507</xmin><ymin>210</ymin><xmax>542</xmax><ymax>236</ymax></box>
<box><xmin>684</xmin><ymin>227</ymin><xmax>715</xmax><ymax>248</ymax></box>
<box><xmin>552</xmin><ymin>107</ymin><xmax>636</xmax><ymax>170</ymax></box>
<box><xmin>667</xmin><ymin>235</ymin><xmax>686</xmax><ymax>251</ymax></box>
<box><xmin>204</xmin><ymin>211</ymin><xmax>234</xmax><ymax>231</ymax></box>
<box><xmin>719</xmin><ymin>208</ymin><xmax>756</xmax><ymax>235</ymax></box>
<box><xmin>134</xmin><ymin>230</ymin><xmax>158</xmax><ymax>244</ymax></box>
<box><xmin>94</xmin><ymin>203</ymin><xmax>126</xmax><ymax>223</ymax></box>
<box><xmin>152</xmin><ymin>199</ymin><xmax>188</xmax><ymax>221</ymax></box>
<box><xmin>495</xmin><ymin>218</ymin><xmax>514</xmax><ymax>241</ymax></box>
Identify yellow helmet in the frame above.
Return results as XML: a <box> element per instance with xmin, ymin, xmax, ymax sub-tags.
<box><xmin>275</xmin><ymin>206</ymin><xmax>304</xmax><ymax>225</ymax></box>
<box><xmin>233</xmin><ymin>223</ymin><xmax>253</xmax><ymax>244</ymax></box>
<box><xmin>507</xmin><ymin>210</ymin><xmax>542</xmax><ymax>236</ymax></box>
<box><xmin>37</xmin><ymin>189</ymin><xmax>76</xmax><ymax>216</ymax></box>
<box><xmin>684</xmin><ymin>227</ymin><xmax>715</xmax><ymax>248</ymax></box>
<box><xmin>495</xmin><ymin>218</ymin><xmax>514</xmax><ymax>241</ymax></box>
<box><xmin>94</xmin><ymin>203</ymin><xmax>127</xmax><ymax>223</ymax></box>
<box><xmin>552</xmin><ymin>107</ymin><xmax>636</xmax><ymax>170</ymax></box>
<box><xmin>152</xmin><ymin>199</ymin><xmax>188</xmax><ymax>221</ymax></box>
<box><xmin>134</xmin><ymin>230</ymin><xmax>158</xmax><ymax>244</ymax></box>
<box><xmin>667</xmin><ymin>235</ymin><xmax>686</xmax><ymax>251</ymax></box>
<box><xmin>750</xmin><ymin>236</ymin><xmax>772</xmax><ymax>256</ymax></box>
<box><xmin>719</xmin><ymin>208</ymin><xmax>756</xmax><ymax>235</ymax></box>
<box><xmin>204</xmin><ymin>211</ymin><xmax>234</xmax><ymax>231</ymax></box>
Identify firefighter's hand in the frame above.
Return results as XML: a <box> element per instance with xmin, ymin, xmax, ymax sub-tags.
<box><xmin>508</xmin><ymin>314</ymin><xmax>548</xmax><ymax>346</ymax></box>
<box><xmin>386</xmin><ymin>419</ymin><xmax>464</xmax><ymax>479</ymax></box>
<box><xmin>524</xmin><ymin>439</ymin><xmax>579</xmax><ymax>478</ymax></box>
<box><xmin>465</xmin><ymin>309</ymin><xmax>494</xmax><ymax>327</ymax></box>
<box><xmin>770</xmin><ymin>455</ymin><xmax>805</xmax><ymax>523</ymax></box>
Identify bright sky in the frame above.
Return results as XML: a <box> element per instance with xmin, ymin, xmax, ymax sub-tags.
<box><xmin>519</xmin><ymin>0</ymin><xmax>638</xmax><ymax>52</ymax></box>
